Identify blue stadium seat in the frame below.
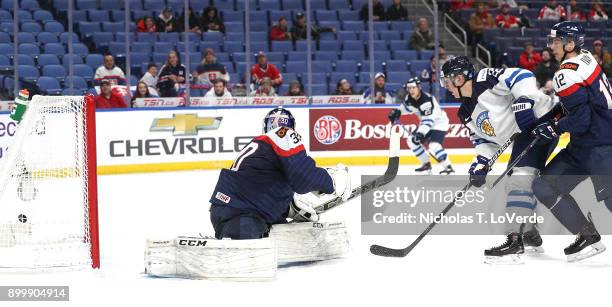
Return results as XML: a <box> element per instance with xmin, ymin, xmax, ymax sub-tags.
<box><xmin>387</xmin><ymin>71</ymin><xmax>411</xmax><ymax>84</ymax></box>
<box><xmin>93</xmin><ymin>32</ymin><xmax>113</xmax><ymax>48</ymax></box>
<box><xmin>86</xmin><ymin>54</ymin><xmax>104</xmax><ymax>69</ymax></box>
<box><xmin>19</xmin><ymin>43</ymin><xmax>40</xmax><ymax>56</ymax></box>
<box><xmin>17</xmin><ymin>10</ymin><xmax>32</xmax><ymax>20</ymax></box>
<box><xmin>390</xmin><ymin>21</ymin><xmax>413</xmax><ymax>32</ymax></box>
<box><xmin>130</xmin><ymin>53</ymin><xmax>150</xmax><ymax>67</ymax></box>
<box><xmin>235</xmin><ymin>0</ymin><xmax>257</xmax><ymax>10</ymax></box>
<box><xmin>342</xmin><ymin>40</ymin><xmax>363</xmax><ymax>51</ymax></box>
<box><xmin>62</xmin><ymin>54</ymin><xmax>84</xmax><ymax>68</ymax></box>
<box><xmin>249</xmin><ymin>31</ymin><xmax>267</xmax><ymax>42</ymax></box>
<box><xmin>88</xmin><ymin>10</ymin><xmax>110</xmax><ymax>22</ymax></box>
<box><xmin>389</xmin><ymin>40</ymin><xmax>408</xmax><ymax>51</ymax></box>
<box><xmin>374</xmin><ymin>22</ymin><xmax>389</xmax><ymax>31</ymax></box>
<box><xmin>136</xmin><ymin>32</ymin><xmax>157</xmax><ymax>43</ymax></box>
<box><xmin>37</xmin><ymin>54</ymin><xmax>60</xmax><ymax>67</ymax></box>
<box><xmin>318</xmin><ymin>41</ymin><xmax>340</xmax><ymax>52</ymax></box>
<box><xmin>287</xmin><ymin>51</ymin><xmax>308</xmax><ymax>61</ymax></box>
<box><xmin>338</xmin><ymin>10</ymin><xmax>359</xmax><ymax>21</ymax></box>
<box><xmin>316</xmin><ymin>10</ymin><xmax>337</xmax><ymax>22</ymax></box>
<box><xmin>176</xmin><ymin>42</ymin><xmax>198</xmax><ymax>53</ymax></box>
<box><xmin>225</xmin><ymin>22</ymin><xmax>244</xmax><ymax>33</ymax></box>
<box><xmin>72</xmin><ymin>10</ymin><xmax>88</xmax><ymax>22</ymax></box>
<box><xmin>131</xmin><ymin>10</ymin><xmax>150</xmax><ymax>20</ymax></box>
<box><xmin>0</xmin><ymin>54</ymin><xmax>9</xmax><ymax>69</ymax></box>
<box><xmin>76</xmin><ymin>0</ymin><xmax>97</xmax><ymax>10</ymax></box>
<box><xmin>249</xmin><ymin>23</ymin><xmax>268</xmax><ymax>32</ymax></box>
<box><xmin>315</xmin><ymin>51</ymin><xmax>338</xmax><ymax>61</ymax></box>
<box><xmin>214</xmin><ymin>0</ymin><xmax>235</xmax><ymax>11</ymax></box>
<box><xmin>153</xmin><ymin>42</ymin><xmax>173</xmax><ymax>53</ymax></box>
<box><xmin>102</xmin><ymin>22</ymin><xmax>124</xmax><ymax>33</ymax></box>
<box><xmin>248</xmin><ymin>11</ymin><xmax>267</xmax><ymax>23</ymax></box>
<box><xmin>250</xmin><ymin>41</ymin><xmax>269</xmax><ymax>52</ymax></box>
<box><xmin>312</xmin><ymin>60</ymin><xmax>333</xmax><ymax>73</ymax></box>
<box><xmin>166</xmin><ymin>0</ymin><xmax>185</xmax><ymax>11</ymax></box>
<box><xmin>308</xmin><ymin>84</ymin><xmax>328</xmax><ymax>95</ymax></box>
<box><xmin>42</xmin><ymin>64</ymin><xmax>67</xmax><ymax>81</ymax></box>
<box><xmin>359</xmin><ymin>60</ymin><xmax>384</xmax><ymax>72</ymax></box>
<box><xmin>271</xmin><ymin>40</ymin><xmax>293</xmax><ymax>52</ymax></box>
<box><xmin>0</xmin><ymin>21</ymin><xmax>13</xmax><ymax>33</ymax></box>
<box><xmin>143</xmin><ymin>0</ymin><xmax>165</xmax><ymax>11</ymax></box>
<box><xmin>259</xmin><ymin>0</ymin><xmax>280</xmax><ymax>10</ymax></box>
<box><xmin>337</xmin><ymin>31</ymin><xmax>357</xmax><ymax>42</ymax></box>
<box><xmin>282</xmin><ymin>0</ymin><xmax>303</xmax><ymax>10</ymax></box>
<box><xmin>78</xmin><ymin>22</ymin><xmax>100</xmax><ymax>34</ymax></box>
<box><xmin>334</xmin><ymin>60</ymin><xmax>357</xmax><ymax>72</ymax></box>
<box><xmin>223</xmin><ymin>11</ymin><xmax>244</xmax><ymax>23</ymax></box>
<box><xmin>295</xmin><ymin>40</ymin><xmax>316</xmax><ymax>52</ymax></box>
<box><xmin>379</xmin><ymin>31</ymin><xmax>401</xmax><ymax>41</ymax></box>
<box><xmin>33</xmin><ymin>10</ymin><xmax>54</xmax><ymax>22</ymax></box>
<box><xmin>152</xmin><ymin>52</ymin><xmax>167</xmax><ymax>64</ymax></box>
<box><xmin>16</xmin><ymin>32</ymin><xmax>36</xmax><ymax>44</ymax></box>
<box><xmin>269</xmin><ymin>10</ymin><xmax>292</xmax><ymax>23</ymax></box>
<box><xmin>0</xmin><ymin>9</ymin><xmax>11</xmax><ymax>20</ymax></box>
<box><xmin>385</xmin><ymin>60</ymin><xmax>407</xmax><ymax>72</ymax></box>
<box><xmin>62</xmin><ymin>88</ymin><xmax>86</xmax><ymax>95</ymax></box>
<box><xmin>303</xmin><ymin>73</ymin><xmax>327</xmax><ymax>84</ymax></box>
<box><xmin>341</xmin><ymin>51</ymin><xmax>365</xmax><ymax>61</ymax></box>
<box><xmin>110</xmin><ymin>10</ymin><xmax>125</xmax><ymax>22</ymax></box>
<box><xmin>393</xmin><ymin>50</ymin><xmax>418</xmax><ymax>60</ymax></box>
<box><xmin>0</xmin><ymin>32</ymin><xmax>9</xmax><ymax>43</ymax></box>
<box><xmin>100</xmin><ymin>0</ymin><xmax>117</xmax><ymax>10</ymax></box>
<box><xmin>159</xmin><ymin>32</ymin><xmax>179</xmax><ymax>43</ymax></box>
<box><xmin>0</xmin><ymin>42</ymin><xmax>12</xmax><ymax>55</ymax></box>
<box><xmin>21</xmin><ymin>22</ymin><xmax>42</xmax><ymax>33</ymax></box>
<box><xmin>109</xmin><ymin>41</ymin><xmax>127</xmax><ymax>54</ymax></box>
<box><xmin>329</xmin><ymin>0</ymin><xmax>349</xmax><ymax>10</ymax></box>
<box><xmin>265</xmin><ymin>51</ymin><xmax>284</xmax><ymax>63</ymax></box>
<box><xmin>15</xmin><ymin>54</ymin><xmax>35</xmax><ymax>66</ymax></box>
<box><xmin>419</xmin><ymin>50</ymin><xmax>434</xmax><ymax>60</ymax></box>
<box><xmin>330</xmin><ymin>71</ymin><xmax>356</xmax><ymax>85</ymax></box>
<box><xmin>200</xmin><ymin>41</ymin><xmax>221</xmax><ymax>53</ymax></box>
<box><xmin>319</xmin><ymin>21</ymin><xmax>340</xmax><ymax>30</ymax></box>
<box><xmin>72</xmin><ymin>64</ymin><xmax>94</xmax><ymax>82</ymax></box>
<box><xmin>410</xmin><ymin>60</ymin><xmax>430</xmax><ymax>74</ymax></box>
<box><xmin>17</xmin><ymin>65</ymin><xmax>39</xmax><ymax>82</ymax></box>
<box><xmin>224</xmin><ymin>41</ymin><xmax>243</xmax><ymax>53</ymax></box>
<box><xmin>37</xmin><ymin>76</ymin><xmax>62</xmax><ymax>95</ymax></box>
<box><xmin>37</xmin><ymin>32</ymin><xmax>59</xmax><ymax>44</ymax></box>
<box><xmin>203</xmin><ymin>31</ymin><xmax>223</xmax><ymax>42</ymax></box>
<box><xmin>225</xmin><ymin>32</ymin><xmax>244</xmax><ymax>42</ymax></box>
<box><xmin>65</xmin><ymin>76</ymin><xmax>89</xmax><ymax>91</ymax></box>
<box><xmin>342</xmin><ymin>21</ymin><xmax>364</xmax><ymax>31</ymax></box>
<box><xmin>132</xmin><ymin>42</ymin><xmax>152</xmax><ymax>54</ymax></box>
<box><xmin>72</xmin><ymin>43</ymin><xmax>90</xmax><ymax>56</ymax></box>
<box><xmin>21</xmin><ymin>0</ymin><xmax>40</xmax><ymax>10</ymax></box>
<box><xmin>373</xmin><ymin>51</ymin><xmax>392</xmax><ymax>61</ymax></box>
<box><xmin>358</xmin><ymin>72</ymin><xmax>372</xmax><ymax>83</ymax></box>
<box><xmin>285</xmin><ymin>61</ymin><xmax>307</xmax><ymax>73</ymax></box>
<box><xmin>216</xmin><ymin>53</ymin><xmax>230</xmax><ymax>63</ymax></box>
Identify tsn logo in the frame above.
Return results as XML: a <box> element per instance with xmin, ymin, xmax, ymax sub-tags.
<box><xmin>178</xmin><ymin>239</ymin><xmax>208</xmax><ymax>247</ymax></box>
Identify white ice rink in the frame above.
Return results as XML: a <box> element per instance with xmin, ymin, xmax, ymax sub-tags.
<box><xmin>2</xmin><ymin>163</ymin><xmax>612</xmax><ymax>307</ymax></box>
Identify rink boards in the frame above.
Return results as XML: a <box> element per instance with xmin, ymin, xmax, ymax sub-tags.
<box><xmin>0</xmin><ymin>104</ymin><xmax>570</xmax><ymax>175</ymax></box>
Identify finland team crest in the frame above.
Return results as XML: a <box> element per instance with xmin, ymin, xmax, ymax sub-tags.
<box><xmin>476</xmin><ymin>111</ymin><xmax>496</xmax><ymax>137</ymax></box>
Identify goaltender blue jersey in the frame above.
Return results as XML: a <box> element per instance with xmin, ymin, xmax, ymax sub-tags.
<box><xmin>553</xmin><ymin>50</ymin><xmax>612</xmax><ymax>146</ymax></box>
<box><xmin>209</xmin><ymin>126</ymin><xmax>334</xmax><ymax>224</ymax></box>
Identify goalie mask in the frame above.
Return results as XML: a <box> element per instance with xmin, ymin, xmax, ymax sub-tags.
<box><xmin>263</xmin><ymin>107</ymin><xmax>296</xmax><ymax>133</ymax></box>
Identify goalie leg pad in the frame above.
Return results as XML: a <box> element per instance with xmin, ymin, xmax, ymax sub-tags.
<box><xmin>269</xmin><ymin>221</ymin><xmax>350</xmax><ymax>263</ymax></box>
<box><xmin>144</xmin><ymin>237</ymin><xmax>277</xmax><ymax>281</ymax></box>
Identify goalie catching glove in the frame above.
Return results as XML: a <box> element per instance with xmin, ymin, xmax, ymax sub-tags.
<box><xmin>288</xmin><ymin>164</ymin><xmax>351</xmax><ymax>222</ymax></box>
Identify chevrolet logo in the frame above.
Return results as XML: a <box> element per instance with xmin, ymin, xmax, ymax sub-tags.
<box><xmin>150</xmin><ymin>114</ymin><xmax>222</xmax><ymax>136</ymax></box>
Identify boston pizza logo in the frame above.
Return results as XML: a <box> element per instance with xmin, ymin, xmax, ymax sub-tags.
<box><xmin>313</xmin><ymin>115</ymin><xmax>342</xmax><ymax>145</ymax></box>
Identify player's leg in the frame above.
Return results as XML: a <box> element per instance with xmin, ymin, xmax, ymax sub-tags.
<box><xmin>425</xmin><ymin>130</ymin><xmax>454</xmax><ymax>175</ymax></box>
<box><xmin>210</xmin><ymin>205</ymin><xmax>270</xmax><ymax>239</ymax></box>
<box><xmin>407</xmin><ymin>132</ymin><xmax>431</xmax><ymax>173</ymax></box>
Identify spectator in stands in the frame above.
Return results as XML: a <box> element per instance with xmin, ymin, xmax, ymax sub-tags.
<box><xmin>534</xmin><ymin>48</ymin><xmax>559</xmax><ymax>87</ymax></box>
<box><xmin>156</xmin><ymin>7</ymin><xmax>177</xmax><ymax>33</ymax></box>
<box><xmin>360</xmin><ymin>0</ymin><xmax>386</xmax><ymax>21</ymax></box>
<box><xmin>177</xmin><ymin>7</ymin><xmax>202</xmax><ymax>34</ymax></box>
<box><xmin>496</xmin><ymin>4</ymin><xmax>520</xmax><ymax>28</ymax></box>
<box><xmin>363</xmin><ymin>73</ymin><xmax>393</xmax><ymax>104</ymax></box>
<box><xmin>468</xmin><ymin>2</ymin><xmax>495</xmax><ymax>56</ymax></box>
<box><xmin>157</xmin><ymin>51</ymin><xmax>186</xmax><ymax>97</ymax></box>
<box><xmin>95</xmin><ymin>80</ymin><xmax>127</xmax><ymax>109</ymax></box>
<box><xmin>409</xmin><ymin>18</ymin><xmax>435</xmax><ymax>51</ymax></box>
<box><xmin>285</xmin><ymin>80</ymin><xmax>305</xmax><ymax>96</ymax></box>
<box><xmin>537</xmin><ymin>0</ymin><xmax>566</xmax><ymax>21</ymax></box>
<box><xmin>437</xmin><ymin>46</ymin><xmax>454</xmax><ymax>68</ymax></box>
<box><xmin>253</xmin><ymin>78</ymin><xmax>277</xmax><ymax>97</ymax></box>
<box><xmin>592</xmin><ymin>40</ymin><xmax>612</xmax><ymax>76</ymax></box>
<box><xmin>387</xmin><ymin>0</ymin><xmax>408</xmax><ymax>21</ymax></box>
<box><xmin>269</xmin><ymin>17</ymin><xmax>292</xmax><ymax>41</ymax></box>
<box><xmin>334</xmin><ymin>79</ymin><xmax>355</xmax><ymax>95</ymax></box>
<box><xmin>193</xmin><ymin>49</ymin><xmax>230</xmax><ymax>93</ymax></box>
<box><xmin>201</xmin><ymin>6</ymin><xmax>224</xmax><ymax>33</ymax></box>
<box><xmin>137</xmin><ymin>16</ymin><xmax>157</xmax><ymax>32</ymax></box>
<box><xmin>94</xmin><ymin>54</ymin><xmax>126</xmax><ymax>86</ymax></box>
<box><xmin>449</xmin><ymin>0</ymin><xmax>474</xmax><ymax>12</ymax></box>
<box><xmin>291</xmin><ymin>12</ymin><xmax>335</xmax><ymax>41</ymax></box>
<box><xmin>140</xmin><ymin>63</ymin><xmax>159</xmax><ymax>96</ymax></box>
<box><xmin>251</xmin><ymin>51</ymin><xmax>283</xmax><ymax>87</ymax></box>
<box><xmin>588</xmin><ymin>1</ymin><xmax>609</xmax><ymax>21</ymax></box>
<box><xmin>205</xmin><ymin>79</ymin><xmax>232</xmax><ymax>98</ymax></box>
<box><xmin>518</xmin><ymin>42</ymin><xmax>541</xmax><ymax>72</ymax></box>
<box><xmin>568</xmin><ymin>0</ymin><xmax>587</xmax><ymax>21</ymax></box>
<box><xmin>131</xmin><ymin>81</ymin><xmax>155</xmax><ymax>105</ymax></box>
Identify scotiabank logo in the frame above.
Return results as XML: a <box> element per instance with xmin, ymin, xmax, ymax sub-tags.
<box><xmin>313</xmin><ymin>115</ymin><xmax>342</xmax><ymax>145</ymax></box>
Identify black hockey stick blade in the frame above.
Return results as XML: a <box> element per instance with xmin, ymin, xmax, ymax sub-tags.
<box><xmin>318</xmin><ymin>128</ymin><xmax>401</xmax><ymax>213</ymax></box>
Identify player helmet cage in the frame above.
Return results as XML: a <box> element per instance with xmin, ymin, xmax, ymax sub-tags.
<box><xmin>440</xmin><ymin>56</ymin><xmax>475</xmax><ymax>97</ymax></box>
<box><xmin>548</xmin><ymin>21</ymin><xmax>585</xmax><ymax>59</ymax></box>
<box><xmin>263</xmin><ymin>107</ymin><xmax>296</xmax><ymax>133</ymax></box>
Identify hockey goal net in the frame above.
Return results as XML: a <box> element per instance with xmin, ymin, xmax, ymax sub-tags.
<box><xmin>0</xmin><ymin>95</ymin><xmax>99</xmax><ymax>270</ymax></box>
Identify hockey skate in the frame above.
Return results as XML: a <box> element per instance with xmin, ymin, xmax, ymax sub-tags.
<box><xmin>564</xmin><ymin>213</ymin><xmax>606</xmax><ymax>262</ymax></box>
<box><xmin>415</xmin><ymin>162</ymin><xmax>432</xmax><ymax>174</ymax></box>
<box><xmin>484</xmin><ymin>233</ymin><xmax>524</xmax><ymax>264</ymax></box>
<box><xmin>522</xmin><ymin>228</ymin><xmax>545</xmax><ymax>254</ymax></box>
<box><xmin>439</xmin><ymin>165</ymin><xmax>454</xmax><ymax>175</ymax></box>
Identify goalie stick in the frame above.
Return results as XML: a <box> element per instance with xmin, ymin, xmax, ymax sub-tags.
<box><xmin>316</xmin><ymin>125</ymin><xmax>401</xmax><ymax>213</ymax></box>
<box><xmin>369</xmin><ymin>133</ymin><xmax>520</xmax><ymax>257</ymax></box>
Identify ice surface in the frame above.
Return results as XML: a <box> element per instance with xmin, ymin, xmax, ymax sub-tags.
<box><xmin>1</xmin><ymin>163</ymin><xmax>611</xmax><ymax>307</ymax></box>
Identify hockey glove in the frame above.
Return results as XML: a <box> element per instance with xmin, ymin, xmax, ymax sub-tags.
<box><xmin>388</xmin><ymin>109</ymin><xmax>401</xmax><ymax>123</ymax></box>
<box><xmin>531</xmin><ymin>120</ymin><xmax>559</xmax><ymax>144</ymax></box>
<box><xmin>411</xmin><ymin>132</ymin><xmax>426</xmax><ymax>145</ymax></box>
<box><xmin>289</xmin><ymin>193</ymin><xmax>321</xmax><ymax>222</ymax></box>
<box><xmin>468</xmin><ymin>155</ymin><xmax>490</xmax><ymax>188</ymax></box>
<box><xmin>325</xmin><ymin>163</ymin><xmax>351</xmax><ymax>201</ymax></box>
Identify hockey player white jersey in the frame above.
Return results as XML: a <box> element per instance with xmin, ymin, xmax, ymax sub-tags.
<box><xmin>400</xmin><ymin>91</ymin><xmax>449</xmax><ymax>134</ymax></box>
<box><xmin>459</xmin><ymin>68</ymin><xmax>555</xmax><ymax>158</ymax></box>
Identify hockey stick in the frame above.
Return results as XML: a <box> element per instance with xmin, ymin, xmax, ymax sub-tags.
<box><xmin>369</xmin><ymin>133</ymin><xmax>519</xmax><ymax>257</ymax></box>
<box><xmin>317</xmin><ymin>126</ymin><xmax>401</xmax><ymax>213</ymax></box>
<box><xmin>489</xmin><ymin>135</ymin><xmax>541</xmax><ymax>189</ymax></box>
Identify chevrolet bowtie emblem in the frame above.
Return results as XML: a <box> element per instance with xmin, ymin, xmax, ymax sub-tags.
<box><xmin>150</xmin><ymin>114</ymin><xmax>222</xmax><ymax>136</ymax></box>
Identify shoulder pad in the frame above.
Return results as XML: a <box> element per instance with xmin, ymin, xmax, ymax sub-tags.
<box><xmin>257</xmin><ymin>127</ymin><xmax>305</xmax><ymax>157</ymax></box>
<box><xmin>553</xmin><ymin>67</ymin><xmax>585</xmax><ymax>97</ymax></box>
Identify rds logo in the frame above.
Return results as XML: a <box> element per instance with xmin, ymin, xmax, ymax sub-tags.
<box><xmin>313</xmin><ymin>115</ymin><xmax>342</xmax><ymax>145</ymax></box>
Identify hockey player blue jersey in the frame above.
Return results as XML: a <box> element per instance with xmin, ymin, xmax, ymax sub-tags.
<box><xmin>209</xmin><ymin>126</ymin><xmax>334</xmax><ymax>224</ymax></box>
<box><xmin>553</xmin><ymin>50</ymin><xmax>612</xmax><ymax>146</ymax></box>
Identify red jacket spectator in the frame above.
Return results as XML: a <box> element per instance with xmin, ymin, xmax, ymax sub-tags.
<box><xmin>538</xmin><ymin>1</ymin><xmax>566</xmax><ymax>21</ymax></box>
<box><xmin>495</xmin><ymin>5</ymin><xmax>520</xmax><ymax>28</ymax></box>
<box><xmin>137</xmin><ymin>16</ymin><xmax>157</xmax><ymax>32</ymax></box>
<box><xmin>269</xmin><ymin>17</ymin><xmax>292</xmax><ymax>41</ymax></box>
<box><xmin>251</xmin><ymin>52</ymin><xmax>283</xmax><ymax>86</ymax></box>
<box><xmin>449</xmin><ymin>0</ymin><xmax>474</xmax><ymax>12</ymax></box>
<box><xmin>568</xmin><ymin>0</ymin><xmax>586</xmax><ymax>21</ymax></box>
<box><xmin>519</xmin><ymin>46</ymin><xmax>542</xmax><ymax>72</ymax></box>
<box><xmin>95</xmin><ymin>82</ymin><xmax>127</xmax><ymax>109</ymax></box>
<box><xmin>588</xmin><ymin>2</ymin><xmax>609</xmax><ymax>21</ymax></box>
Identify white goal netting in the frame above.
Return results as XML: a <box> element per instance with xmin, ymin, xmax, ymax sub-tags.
<box><xmin>0</xmin><ymin>95</ymin><xmax>98</xmax><ymax>270</ymax></box>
